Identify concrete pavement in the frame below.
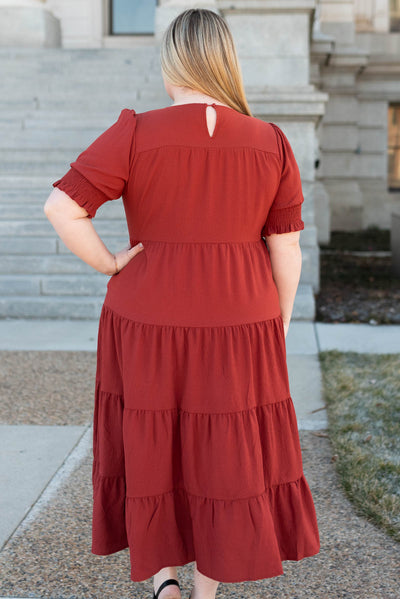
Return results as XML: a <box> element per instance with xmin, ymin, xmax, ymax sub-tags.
<box><xmin>0</xmin><ymin>424</ymin><xmax>87</xmax><ymax>551</ymax></box>
<box><xmin>0</xmin><ymin>317</ymin><xmax>398</xmax><ymax>354</ymax></box>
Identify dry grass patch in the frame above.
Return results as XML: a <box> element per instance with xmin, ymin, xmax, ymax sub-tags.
<box><xmin>319</xmin><ymin>350</ymin><xmax>400</xmax><ymax>542</ymax></box>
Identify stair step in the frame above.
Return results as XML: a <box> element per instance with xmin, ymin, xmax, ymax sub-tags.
<box><xmin>0</xmin><ymin>237</ymin><xmax>57</xmax><ymax>255</ymax></box>
<box><xmin>0</xmin><ymin>149</ymin><xmax>88</xmax><ymax>162</ymax></box>
<box><xmin>0</xmin><ymin>236</ymin><xmax>131</xmax><ymax>255</ymax></box>
<box><xmin>0</xmin><ymin>77</ymin><xmax>161</xmax><ymax>90</ymax></box>
<box><xmin>0</xmin><ymin>219</ymin><xmax>128</xmax><ymax>237</ymax></box>
<box><xmin>0</xmin><ymin>175</ymin><xmax>58</xmax><ymax>188</ymax></box>
<box><xmin>0</xmin><ymin>47</ymin><xmax>159</xmax><ymax>60</ymax></box>
<box><xmin>0</xmin><ymin>191</ymin><xmax>52</xmax><ymax>202</ymax></box>
<box><xmin>0</xmin><ymin>203</ymin><xmax>126</xmax><ymax>219</ymax></box>
<box><xmin>0</xmin><ymin>255</ymin><xmax>95</xmax><ymax>274</ymax></box>
<box><xmin>0</xmin><ymin>97</ymin><xmax>166</xmax><ymax>113</ymax></box>
<box><xmin>0</xmin><ymin>274</ymin><xmax>108</xmax><ymax>296</ymax></box>
<box><xmin>0</xmin><ymin>295</ymin><xmax>104</xmax><ymax>319</ymax></box>
<box><xmin>0</xmin><ymin>132</ymin><xmax>114</xmax><ymax>150</ymax></box>
<box><xmin>0</xmin><ymin>117</ymin><xmax>116</xmax><ymax>130</ymax></box>
<box><xmin>0</xmin><ymin>164</ymin><xmax>79</xmax><ymax>175</ymax></box>
<box><xmin>0</xmin><ymin>108</ymin><xmax>169</xmax><ymax>129</ymax></box>
<box><xmin>0</xmin><ymin>285</ymin><xmax>315</xmax><ymax>321</ymax></box>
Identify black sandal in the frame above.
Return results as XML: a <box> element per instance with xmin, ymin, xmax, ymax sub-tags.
<box><xmin>153</xmin><ymin>578</ymin><xmax>181</xmax><ymax>599</ymax></box>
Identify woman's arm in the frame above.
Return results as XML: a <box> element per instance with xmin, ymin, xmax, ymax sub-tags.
<box><xmin>43</xmin><ymin>188</ymin><xmax>144</xmax><ymax>275</ymax></box>
<box><xmin>265</xmin><ymin>230</ymin><xmax>302</xmax><ymax>338</ymax></box>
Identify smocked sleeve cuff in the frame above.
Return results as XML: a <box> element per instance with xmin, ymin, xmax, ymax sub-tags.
<box><xmin>262</xmin><ymin>202</ymin><xmax>305</xmax><ymax>237</ymax></box>
<box><xmin>52</xmin><ymin>167</ymin><xmax>109</xmax><ymax>219</ymax></box>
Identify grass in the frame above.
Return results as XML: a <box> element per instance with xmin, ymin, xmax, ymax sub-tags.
<box><xmin>319</xmin><ymin>350</ymin><xmax>400</xmax><ymax>542</ymax></box>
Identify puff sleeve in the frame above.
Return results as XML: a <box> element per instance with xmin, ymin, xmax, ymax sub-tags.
<box><xmin>52</xmin><ymin>108</ymin><xmax>137</xmax><ymax>219</ymax></box>
<box><xmin>261</xmin><ymin>123</ymin><xmax>305</xmax><ymax>237</ymax></box>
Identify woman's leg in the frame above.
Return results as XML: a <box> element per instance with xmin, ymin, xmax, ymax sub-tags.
<box><xmin>191</xmin><ymin>564</ymin><xmax>220</xmax><ymax>599</ymax></box>
<box><xmin>153</xmin><ymin>566</ymin><xmax>182</xmax><ymax>598</ymax></box>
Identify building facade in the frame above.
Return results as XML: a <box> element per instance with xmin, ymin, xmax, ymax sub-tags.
<box><xmin>0</xmin><ymin>0</ymin><xmax>399</xmax><ymax>320</ymax></box>
<box><xmin>2</xmin><ymin>0</ymin><xmax>398</xmax><ymax>234</ymax></box>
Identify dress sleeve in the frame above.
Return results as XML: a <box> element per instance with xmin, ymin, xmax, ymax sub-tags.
<box><xmin>261</xmin><ymin>123</ymin><xmax>305</xmax><ymax>237</ymax></box>
<box><xmin>52</xmin><ymin>108</ymin><xmax>137</xmax><ymax>219</ymax></box>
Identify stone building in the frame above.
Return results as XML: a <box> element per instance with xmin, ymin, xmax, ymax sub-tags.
<box><xmin>0</xmin><ymin>1</ymin><xmax>399</xmax><ymax>320</ymax></box>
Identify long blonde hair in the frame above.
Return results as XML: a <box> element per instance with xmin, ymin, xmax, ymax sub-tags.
<box><xmin>160</xmin><ymin>8</ymin><xmax>252</xmax><ymax>117</ymax></box>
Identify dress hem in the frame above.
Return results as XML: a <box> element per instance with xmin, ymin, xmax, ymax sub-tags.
<box><xmin>91</xmin><ymin>542</ymin><xmax>322</xmax><ymax>583</ymax></box>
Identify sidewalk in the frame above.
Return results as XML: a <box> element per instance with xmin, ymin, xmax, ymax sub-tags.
<box><xmin>1</xmin><ymin>317</ymin><xmax>399</xmax><ymax>353</ymax></box>
<box><xmin>0</xmin><ymin>319</ymin><xmax>399</xmax><ymax>598</ymax></box>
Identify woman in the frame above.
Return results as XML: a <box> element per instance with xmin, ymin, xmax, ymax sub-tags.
<box><xmin>44</xmin><ymin>8</ymin><xmax>320</xmax><ymax>599</ymax></box>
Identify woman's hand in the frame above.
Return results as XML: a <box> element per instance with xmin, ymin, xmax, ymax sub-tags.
<box><xmin>113</xmin><ymin>242</ymin><xmax>145</xmax><ymax>275</ymax></box>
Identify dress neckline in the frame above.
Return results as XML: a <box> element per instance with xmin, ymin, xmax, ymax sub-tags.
<box><xmin>165</xmin><ymin>102</ymin><xmax>239</xmax><ymax>140</ymax></box>
<box><xmin>167</xmin><ymin>102</ymin><xmax>237</xmax><ymax>112</ymax></box>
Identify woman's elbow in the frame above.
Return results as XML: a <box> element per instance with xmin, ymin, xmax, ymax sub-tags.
<box><xmin>266</xmin><ymin>230</ymin><xmax>302</xmax><ymax>251</ymax></box>
<box><xmin>43</xmin><ymin>188</ymin><xmax>88</xmax><ymax>220</ymax></box>
<box><xmin>43</xmin><ymin>189</ymin><xmax>61</xmax><ymax>217</ymax></box>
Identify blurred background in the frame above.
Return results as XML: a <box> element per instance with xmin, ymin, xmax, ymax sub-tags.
<box><xmin>0</xmin><ymin>0</ymin><xmax>399</xmax><ymax>323</ymax></box>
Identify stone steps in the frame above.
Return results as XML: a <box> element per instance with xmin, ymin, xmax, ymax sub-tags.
<box><xmin>0</xmin><ymin>284</ymin><xmax>315</xmax><ymax>320</ymax></box>
<box><xmin>0</xmin><ymin>99</ymin><xmax>164</xmax><ymax>114</ymax></box>
<box><xmin>0</xmin><ymin>236</ymin><xmax>126</xmax><ymax>255</ymax></box>
<box><xmin>0</xmin><ymin>202</ymin><xmax>125</xmax><ymax>219</ymax></box>
<box><xmin>0</xmin><ymin>274</ymin><xmax>108</xmax><ymax>296</ymax></box>
<box><xmin>0</xmin><ymin>132</ymin><xmax>117</xmax><ymax>149</ymax></box>
<box><xmin>0</xmin><ymin>218</ymin><xmax>128</xmax><ymax>237</ymax></box>
<box><xmin>0</xmin><ymin>47</ymin><xmax>318</xmax><ymax>320</ymax></box>
<box><xmin>0</xmin><ymin>295</ymin><xmax>105</xmax><ymax>319</ymax></box>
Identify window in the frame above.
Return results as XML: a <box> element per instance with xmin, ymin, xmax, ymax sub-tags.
<box><xmin>388</xmin><ymin>104</ymin><xmax>400</xmax><ymax>191</ymax></box>
<box><xmin>110</xmin><ymin>0</ymin><xmax>157</xmax><ymax>35</ymax></box>
<box><xmin>390</xmin><ymin>0</ymin><xmax>400</xmax><ymax>32</ymax></box>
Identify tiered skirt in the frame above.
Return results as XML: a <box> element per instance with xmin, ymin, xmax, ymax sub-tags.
<box><xmin>91</xmin><ymin>300</ymin><xmax>320</xmax><ymax>583</ymax></box>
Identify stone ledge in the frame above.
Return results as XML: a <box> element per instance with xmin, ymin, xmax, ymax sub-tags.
<box><xmin>0</xmin><ymin>4</ymin><xmax>61</xmax><ymax>48</ymax></box>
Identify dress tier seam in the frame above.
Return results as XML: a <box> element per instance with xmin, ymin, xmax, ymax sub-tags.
<box><xmin>93</xmin><ymin>468</ymin><xmax>304</xmax><ymax>501</ymax></box>
<box><xmin>135</xmin><ymin>144</ymin><xmax>280</xmax><ymax>156</ymax></box>
<box><xmin>122</xmin><ymin>395</ymin><xmax>293</xmax><ymax>415</ymax></box>
<box><xmin>94</xmin><ymin>385</ymin><xmax>293</xmax><ymax>415</ymax></box>
<box><xmin>128</xmin><ymin>239</ymin><xmax>266</xmax><ymax>244</ymax></box>
<box><xmin>101</xmin><ymin>302</ymin><xmax>283</xmax><ymax>329</ymax></box>
<box><xmin>124</xmin><ymin>476</ymin><xmax>304</xmax><ymax>501</ymax></box>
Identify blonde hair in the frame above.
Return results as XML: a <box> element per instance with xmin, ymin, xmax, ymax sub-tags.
<box><xmin>160</xmin><ymin>8</ymin><xmax>252</xmax><ymax>117</ymax></box>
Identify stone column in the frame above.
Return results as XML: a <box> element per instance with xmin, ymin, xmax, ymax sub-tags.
<box><xmin>354</xmin><ymin>0</ymin><xmax>389</xmax><ymax>32</ymax></box>
<box><xmin>0</xmin><ymin>0</ymin><xmax>61</xmax><ymax>47</ymax></box>
<box><xmin>218</xmin><ymin>0</ymin><xmax>328</xmax><ymax>304</ymax></box>
<box><xmin>319</xmin><ymin>0</ymin><xmax>356</xmax><ymax>44</ymax></box>
<box><xmin>317</xmin><ymin>0</ymin><xmax>370</xmax><ymax>230</ymax></box>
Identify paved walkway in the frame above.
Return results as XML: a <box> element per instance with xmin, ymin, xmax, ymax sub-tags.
<box><xmin>0</xmin><ymin>319</ymin><xmax>399</xmax><ymax>598</ymax></box>
<box><xmin>1</xmin><ymin>318</ymin><xmax>399</xmax><ymax>354</ymax></box>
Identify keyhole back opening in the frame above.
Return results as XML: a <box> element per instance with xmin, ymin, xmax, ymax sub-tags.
<box><xmin>206</xmin><ymin>104</ymin><xmax>217</xmax><ymax>138</ymax></box>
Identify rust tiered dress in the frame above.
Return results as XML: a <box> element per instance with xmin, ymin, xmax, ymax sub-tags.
<box><xmin>53</xmin><ymin>103</ymin><xmax>320</xmax><ymax>583</ymax></box>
